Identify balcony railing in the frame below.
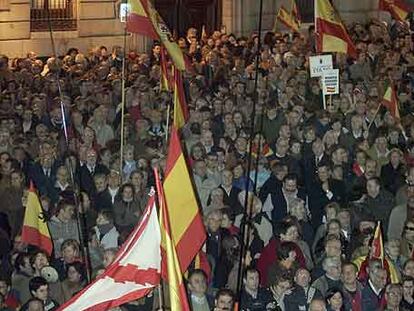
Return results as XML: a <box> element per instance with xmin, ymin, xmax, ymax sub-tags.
<box><xmin>31</xmin><ymin>0</ymin><xmax>77</xmax><ymax>32</ymax></box>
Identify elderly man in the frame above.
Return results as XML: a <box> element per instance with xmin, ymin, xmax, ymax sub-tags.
<box><xmin>311</xmin><ymin>256</ymin><xmax>342</xmax><ymax>297</ymax></box>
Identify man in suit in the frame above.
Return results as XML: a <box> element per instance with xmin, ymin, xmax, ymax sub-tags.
<box><xmin>302</xmin><ymin>138</ymin><xmax>329</xmax><ymax>190</ymax></box>
<box><xmin>263</xmin><ymin>174</ymin><xmax>307</xmax><ymax>223</ymax></box>
<box><xmin>79</xmin><ymin>148</ymin><xmax>109</xmax><ymax>196</ymax></box>
<box><xmin>29</xmin><ymin>152</ymin><xmax>59</xmax><ymax>196</ymax></box>
<box><xmin>361</xmin><ymin>259</ymin><xmax>387</xmax><ymax>311</ymax></box>
<box><xmin>218</xmin><ymin>169</ymin><xmax>242</xmax><ymax>215</ymax></box>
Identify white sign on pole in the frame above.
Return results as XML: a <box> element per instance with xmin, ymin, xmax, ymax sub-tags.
<box><xmin>120</xmin><ymin>3</ymin><xmax>130</xmax><ymax>23</ymax></box>
<box><xmin>309</xmin><ymin>55</ymin><xmax>333</xmax><ymax>77</ymax></box>
<box><xmin>322</xmin><ymin>69</ymin><xmax>339</xmax><ymax>96</ymax></box>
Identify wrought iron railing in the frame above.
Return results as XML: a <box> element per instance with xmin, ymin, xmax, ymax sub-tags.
<box><xmin>30</xmin><ymin>0</ymin><xmax>77</xmax><ymax>32</ymax></box>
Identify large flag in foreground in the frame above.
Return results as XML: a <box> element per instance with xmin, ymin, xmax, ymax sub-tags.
<box><xmin>163</xmin><ymin>127</ymin><xmax>206</xmax><ymax>272</ymax></box>
<box><xmin>315</xmin><ymin>0</ymin><xmax>357</xmax><ymax>58</ymax></box>
<box><xmin>173</xmin><ymin>68</ymin><xmax>189</xmax><ymax>129</ymax></box>
<box><xmin>155</xmin><ymin>169</ymin><xmax>191</xmax><ymax>311</ymax></box>
<box><xmin>58</xmin><ymin>197</ymin><xmax>161</xmax><ymax>311</ymax></box>
<box><xmin>382</xmin><ymin>82</ymin><xmax>400</xmax><ymax>120</ymax></box>
<box><xmin>379</xmin><ymin>0</ymin><xmax>410</xmax><ymax>21</ymax></box>
<box><xmin>21</xmin><ymin>183</ymin><xmax>53</xmax><ymax>255</ymax></box>
<box><xmin>127</xmin><ymin>0</ymin><xmax>189</xmax><ymax>71</ymax></box>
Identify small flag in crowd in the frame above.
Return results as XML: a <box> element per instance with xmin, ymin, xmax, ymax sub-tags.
<box><xmin>382</xmin><ymin>82</ymin><xmax>400</xmax><ymax>120</ymax></box>
<box><xmin>276</xmin><ymin>6</ymin><xmax>300</xmax><ymax>32</ymax></box>
<box><xmin>21</xmin><ymin>183</ymin><xmax>53</xmax><ymax>255</ymax></box>
<box><xmin>379</xmin><ymin>0</ymin><xmax>410</xmax><ymax>22</ymax></box>
<box><xmin>173</xmin><ymin>67</ymin><xmax>189</xmax><ymax>129</ymax></box>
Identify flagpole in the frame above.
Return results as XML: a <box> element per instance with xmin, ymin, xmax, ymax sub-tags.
<box><xmin>367</xmin><ymin>101</ymin><xmax>382</xmax><ymax>131</ymax></box>
<box><xmin>45</xmin><ymin>6</ymin><xmax>92</xmax><ymax>282</ymax></box>
<box><xmin>235</xmin><ymin>0</ymin><xmax>264</xmax><ymax>304</ymax></box>
<box><xmin>119</xmin><ymin>3</ymin><xmax>129</xmax><ymax>181</ymax></box>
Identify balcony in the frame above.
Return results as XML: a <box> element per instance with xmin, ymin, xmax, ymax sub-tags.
<box><xmin>30</xmin><ymin>0</ymin><xmax>77</xmax><ymax>32</ymax></box>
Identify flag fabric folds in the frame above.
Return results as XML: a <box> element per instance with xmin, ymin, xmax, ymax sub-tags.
<box><xmin>155</xmin><ymin>169</ymin><xmax>191</xmax><ymax>311</ymax></box>
<box><xmin>379</xmin><ymin>0</ymin><xmax>410</xmax><ymax>21</ymax></box>
<box><xmin>58</xmin><ymin>196</ymin><xmax>161</xmax><ymax>311</ymax></box>
<box><xmin>127</xmin><ymin>0</ymin><xmax>189</xmax><ymax>71</ymax></box>
<box><xmin>163</xmin><ymin>126</ymin><xmax>206</xmax><ymax>273</ymax></box>
<box><xmin>276</xmin><ymin>6</ymin><xmax>300</xmax><ymax>32</ymax></box>
<box><xmin>382</xmin><ymin>82</ymin><xmax>400</xmax><ymax>120</ymax></box>
<box><xmin>173</xmin><ymin>67</ymin><xmax>189</xmax><ymax>129</ymax></box>
<box><xmin>315</xmin><ymin>0</ymin><xmax>357</xmax><ymax>58</ymax></box>
<box><xmin>21</xmin><ymin>184</ymin><xmax>53</xmax><ymax>255</ymax></box>
<box><xmin>370</xmin><ymin>222</ymin><xmax>384</xmax><ymax>263</ymax></box>
<box><xmin>160</xmin><ymin>46</ymin><xmax>172</xmax><ymax>92</ymax></box>
<box><xmin>291</xmin><ymin>0</ymin><xmax>301</xmax><ymax>25</ymax></box>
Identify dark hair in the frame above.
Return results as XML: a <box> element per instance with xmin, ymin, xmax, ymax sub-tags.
<box><xmin>215</xmin><ymin>288</ymin><xmax>235</xmax><ymax>303</ymax></box>
<box><xmin>29</xmin><ymin>276</ymin><xmax>48</xmax><ymax>295</ymax></box>
<box><xmin>30</xmin><ymin>250</ymin><xmax>48</xmax><ymax>267</ymax></box>
<box><xmin>98</xmin><ymin>209</ymin><xmax>114</xmax><ymax>223</ymax></box>
<box><xmin>275</xmin><ymin>221</ymin><xmax>297</xmax><ymax>238</ymax></box>
<box><xmin>242</xmin><ymin>266</ymin><xmax>259</xmax><ymax>281</ymax></box>
<box><xmin>325</xmin><ymin>287</ymin><xmax>344</xmax><ymax>307</ymax></box>
<box><xmin>66</xmin><ymin>261</ymin><xmax>86</xmax><ymax>282</ymax></box>
<box><xmin>341</xmin><ymin>261</ymin><xmax>358</xmax><ymax>273</ymax></box>
<box><xmin>15</xmin><ymin>252</ymin><xmax>31</xmax><ymax>272</ymax></box>
<box><xmin>277</xmin><ymin>241</ymin><xmax>297</xmax><ymax>261</ymax></box>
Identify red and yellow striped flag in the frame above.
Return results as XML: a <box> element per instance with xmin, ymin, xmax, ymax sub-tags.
<box><xmin>127</xmin><ymin>0</ymin><xmax>190</xmax><ymax>71</ymax></box>
<box><xmin>379</xmin><ymin>0</ymin><xmax>410</xmax><ymax>21</ymax></box>
<box><xmin>160</xmin><ymin>46</ymin><xmax>172</xmax><ymax>92</ymax></box>
<box><xmin>155</xmin><ymin>169</ymin><xmax>190</xmax><ymax>311</ymax></box>
<box><xmin>173</xmin><ymin>68</ymin><xmax>189</xmax><ymax>129</ymax></box>
<box><xmin>370</xmin><ymin>222</ymin><xmax>384</xmax><ymax>263</ymax></box>
<box><xmin>382</xmin><ymin>82</ymin><xmax>400</xmax><ymax>120</ymax></box>
<box><xmin>163</xmin><ymin>127</ymin><xmax>206</xmax><ymax>273</ymax></box>
<box><xmin>21</xmin><ymin>183</ymin><xmax>53</xmax><ymax>255</ymax></box>
<box><xmin>315</xmin><ymin>0</ymin><xmax>357</xmax><ymax>58</ymax></box>
<box><xmin>126</xmin><ymin>0</ymin><xmax>157</xmax><ymax>39</ymax></box>
<box><xmin>276</xmin><ymin>6</ymin><xmax>300</xmax><ymax>32</ymax></box>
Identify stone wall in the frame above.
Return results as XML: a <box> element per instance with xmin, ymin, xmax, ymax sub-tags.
<box><xmin>0</xmin><ymin>1</ymin><xmax>147</xmax><ymax>57</ymax></box>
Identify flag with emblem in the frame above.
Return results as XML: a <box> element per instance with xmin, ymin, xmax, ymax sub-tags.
<box><xmin>58</xmin><ymin>196</ymin><xmax>161</xmax><ymax>311</ymax></box>
<box><xmin>315</xmin><ymin>0</ymin><xmax>357</xmax><ymax>58</ymax></box>
<box><xmin>21</xmin><ymin>183</ymin><xmax>53</xmax><ymax>255</ymax></box>
<box><xmin>127</xmin><ymin>0</ymin><xmax>190</xmax><ymax>71</ymax></box>
<box><xmin>291</xmin><ymin>0</ymin><xmax>301</xmax><ymax>25</ymax></box>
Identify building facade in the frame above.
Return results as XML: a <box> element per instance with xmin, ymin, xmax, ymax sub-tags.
<box><xmin>0</xmin><ymin>0</ymin><xmax>407</xmax><ymax>57</ymax></box>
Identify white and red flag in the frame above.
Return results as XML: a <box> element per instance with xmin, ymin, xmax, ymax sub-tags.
<box><xmin>58</xmin><ymin>196</ymin><xmax>161</xmax><ymax>311</ymax></box>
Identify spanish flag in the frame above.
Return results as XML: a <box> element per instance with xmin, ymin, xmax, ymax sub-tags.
<box><xmin>382</xmin><ymin>82</ymin><xmax>400</xmax><ymax>120</ymax></box>
<box><xmin>163</xmin><ymin>127</ymin><xmax>206</xmax><ymax>273</ymax></box>
<box><xmin>160</xmin><ymin>46</ymin><xmax>172</xmax><ymax>92</ymax></box>
<box><xmin>127</xmin><ymin>0</ymin><xmax>190</xmax><ymax>71</ymax></box>
<box><xmin>379</xmin><ymin>0</ymin><xmax>410</xmax><ymax>22</ymax></box>
<box><xmin>155</xmin><ymin>168</ymin><xmax>190</xmax><ymax>311</ymax></box>
<box><xmin>21</xmin><ymin>183</ymin><xmax>53</xmax><ymax>255</ymax></box>
<box><xmin>315</xmin><ymin>0</ymin><xmax>357</xmax><ymax>58</ymax></box>
<box><xmin>355</xmin><ymin>222</ymin><xmax>400</xmax><ymax>284</ymax></box>
<box><xmin>173</xmin><ymin>68</ymin><xmax>189</xmax><ymax>129</ymax></box>
<box><xmin>276</xmin><ymin>6</ymin><xmax>300</xmax><ymax>32</ymax></box>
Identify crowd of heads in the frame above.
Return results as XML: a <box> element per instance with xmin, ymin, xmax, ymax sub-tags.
<box><xmin>0</xmin><ymin>13</ymin><xmax>413</xmax><ymax>311</ymax></box>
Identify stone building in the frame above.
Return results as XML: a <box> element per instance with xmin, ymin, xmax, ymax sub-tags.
<box><xmin>0</xmin><ymin>0</ymin><xmax>410</xmax><ymax>57</ymax></box>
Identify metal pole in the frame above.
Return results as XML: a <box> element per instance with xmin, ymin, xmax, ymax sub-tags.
<box><xmin>119</xmin><ymin>2</ymin><xmax>129</xmax><ymax>181</ymax></box>
<box><xmin>235</xmin><ymin>0</ymin><xmax>264</xmax><ymax>304</ymax></box>
<box><xmin>45</xmin><ymin>8</ymin><xmax>92</xmax><ymax>282</ymax></box>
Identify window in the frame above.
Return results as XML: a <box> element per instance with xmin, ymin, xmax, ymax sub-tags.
<box><xmin>297</xmin><ymin>0</ymin><xmax>314</xmax><ymax>23</ymax></box>
<box><xmin>30</xmin><ymin>0</ymin><xmax>77</xmax><ymax>31</ymax></box>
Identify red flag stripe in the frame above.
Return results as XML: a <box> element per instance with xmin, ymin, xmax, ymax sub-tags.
<box><xmin>316</xmin><ymin>18</ymin><xmax>357</xmax><ymax>58</ymax></box>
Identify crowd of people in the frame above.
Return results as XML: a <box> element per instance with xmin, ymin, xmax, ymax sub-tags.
<box><xmin>0</xmin><ymin>12</ymin><xmax>413</xmax><ymax>311</ymax></box>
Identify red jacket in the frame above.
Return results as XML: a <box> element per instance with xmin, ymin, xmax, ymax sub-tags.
<box><xmin>256</xmin><ymin>238</ymin><xmax>306</xmax><ymax>286</ymax></box>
